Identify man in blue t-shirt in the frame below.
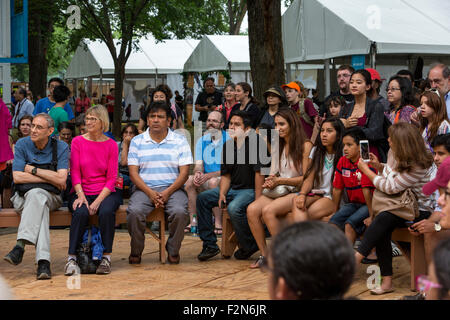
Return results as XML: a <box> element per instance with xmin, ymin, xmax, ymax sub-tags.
<box><xmin>185</xmin><ymin>111</ymin><xmax>230</xmax><ymax>234</ymax></box>
<box><xmin>33</xmin><ymin>77</ymin><xmax>75</xmax><ymax>120</ymax></box>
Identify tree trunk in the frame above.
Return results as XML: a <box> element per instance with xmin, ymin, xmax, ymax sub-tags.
<box><xmin>112</xmin><ymin>62</ymin><xmax>125</xmax><ymax>137</ymax></box>
<box><xmin>247</xmin><ymin>0</ymin><xmax>285</xmax><ymax>104</ymax></box>
<box><xmin>28</xmin><ymin>5</ymin><xmax>54</xmax><ymax>100</ymax></box>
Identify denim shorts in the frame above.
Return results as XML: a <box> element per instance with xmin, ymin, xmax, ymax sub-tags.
<box><xmin>329</xmin><ymin>203</ymin><xmax>369</xmax><ymax>235</ymax></box>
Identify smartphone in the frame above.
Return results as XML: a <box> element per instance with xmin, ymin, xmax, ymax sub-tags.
<box><xmin>405</xmin><ymin>221</ymin><xmax>417</xmax><ymax>231</ymax></box>
<box><xmin>311</xmin><ymin>189</ymin><xmax>326</xmax><ymax>195</ymax></box>
<box><xmin>360</xmin><ymin>140</ymin><xmax>370</xmax><ymax>162</ymax></box>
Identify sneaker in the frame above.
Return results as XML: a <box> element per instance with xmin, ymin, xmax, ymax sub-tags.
<box><xmin>392</xmin><ymin>242</ymin><xmax>402</xmax><ymax>257</ymax></box>
<box><xmin>64</xmin><ymin>259</ymin><xmax>79</xmax><ymax>276</ymax></box>
<box><xmin>96</xmin><ymin>257</ymin><xmax>111</xmax><ymax>275</ymax></box>
<box><xmin>197</xmin><ymin>246</ymin><xmax>220</xmax><ymax>261</ymax></box>
<box><xmin>36</xmin><ymin>260</ymin><xmax>52</xmax><ymax>280</ymax></box>
<box><xmin>234</xmin><ymin>247</ymin><xmax>258</xmax><ymax>260</ymax></box>
<box><xmin>3</xmin><ymin>245</ymin><xmax>24</xmax><ymax>265</ymax></box>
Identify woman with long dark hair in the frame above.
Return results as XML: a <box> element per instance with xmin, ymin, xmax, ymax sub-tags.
<box><xmin>234</xmin><ymin>82</ymin><xmax>261</xmax><ymax>128</ymax></box>
<box><xmin>385</xmin><ymin>75</ymin><xmax>416</xmax><ymax>124</ymax></box>
<box><xmin>291</xmin><ymin>118</ymin><xmax>344</xmax><ymax>223</ymax></box>
<box><xmin>247</xmin><ymin>108</ymin><xmax>312</xmax><ymax>268</ymax></box>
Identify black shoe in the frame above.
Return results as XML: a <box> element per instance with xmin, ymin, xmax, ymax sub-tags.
<box><xmin>234</xmin><ymin>247</ymin><xmax>258</xmax><ymax>260</ymax></box>
<box><xmin>401</xmin><ymin>293</ymin><xmax>425</xmax><ymax>300</ymax></box>
<box><xmin>361</xmin><ymin>257</ymin><xmax>378</xmax><ymax>264</ymax></box>
<box><xmin>197</xmin><ymin>246</ymin><xmax>220</xmax><ymax>261</ymax></box>
<box><xmin>36</xmin><ymin>260</ymin><xmax>52</xmax><ymax>280</ymax></box>
<box><xmin>3</xmin><ymin>245</ymin><xmax>25</xmax><ymax>265</ymax></box>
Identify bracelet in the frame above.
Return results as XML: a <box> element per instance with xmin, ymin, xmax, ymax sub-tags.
<box><xmin>76</xmin><ymin>190</ymin><xmax>83</xmax><ymax>195</ymax></box>
<box><xmin>299</xmin><ymin>192</ymin><xmax>307</xmax><ymax>196</ymax></box>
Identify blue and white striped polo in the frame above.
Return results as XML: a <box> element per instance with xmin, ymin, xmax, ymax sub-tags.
<box><xmin>128</xmin><ymin>129</ymin><xmax>193</xmax><ymax>188</ymax></box>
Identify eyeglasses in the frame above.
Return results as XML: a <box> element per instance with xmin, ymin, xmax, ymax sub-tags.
<box><xmin>31</xmin><ymin>124</ymin><xmax>48</xmax><ymax>130</ymax></box>
<box><xmin>337</xmin><ymin>74</ymin><xmax>351</xmax><ymax>79</ymax></box>
<box><xmin>386</xmin><ymin>87</ymin><xmax>401</xmax><ymax>92</ymax></box>
<box><xmin>416</xmin><ymin>275</ymin><xmax>442</xmax><ymax>294</ymax></box>
<box><xmin>425</xmin><ymin>88</ymin><xmax>441</xmax><ymax>98</ymax></box>
<box><xmin>85</xmin><ymin>117</ymin><xmax>99</xmax><ymax>123</ymax></box>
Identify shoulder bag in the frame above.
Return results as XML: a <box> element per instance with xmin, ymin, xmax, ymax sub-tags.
<box><xmin>371</xmin><ymin>188</ymin><xmax>419</xmax><ymax>221</ymax></box>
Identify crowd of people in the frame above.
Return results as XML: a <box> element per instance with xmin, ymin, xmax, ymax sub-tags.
<box><xmin>0</xmin><ymin>61</ymin><xmax>449</xmax><ymax>301</ymax></box>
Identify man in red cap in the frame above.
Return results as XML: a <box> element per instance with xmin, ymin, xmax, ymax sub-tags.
<box><xmin>366</xmin><ymin>68</ymin><xmax>390</xmax><ymax>112</ymax></box>
<box><xmin>409</xmin><ymin>134</ymin><xmax>450</xmax><ymax>266</ymax></box>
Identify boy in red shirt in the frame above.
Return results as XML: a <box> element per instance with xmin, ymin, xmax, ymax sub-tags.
<box><xmin>330</xmin><ymin>127</ymin><xmax>377</xmax><ymax>244</ymax></box>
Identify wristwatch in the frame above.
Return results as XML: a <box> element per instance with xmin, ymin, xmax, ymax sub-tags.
<box><xmin>435</xmin><ymin>222</ymin><xmax>442</xmax><ymax>232</ymax></box>
<box><xmin>31</xmin><ymin>167</ymin><xmax>38</xmax><ymax>175</ymax></box>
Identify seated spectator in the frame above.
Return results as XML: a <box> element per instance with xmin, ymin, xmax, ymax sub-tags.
<box><xmin>256</xmin><ymin>86</ymin><xmax>289</xmax><ymax>129</ymax></box>
<box><xmin>325</xmin><ymin>96</ymin><xmax>346</xmax><ymax>119</ymax></box>
<box><xmin>16</xmin><ymin>115</ymin><xmax>33</xmax><ymax>141</ymax></box>
<box><xmin>12</xmin><ymin>88</ymin><xmax>34</xmax><ymax>129</ymax></box>
<box><xmin>340</xmin><ymin>69</ymin><xmax>388</xmax><ymax>162</ymax></box>
<box><xmin>64</xmin><ymin>105</ymin><xmax>120</xmax><ymax>276</ymax></box>
<box><xmin>329</xmin><ymin>128</ymin><xmax>376</xmax><ymax>244</ymax></box>
<box><xmin>366</xmin><ymin>68</ymin><xmax>390</xmax><ymax>112</ymax></box>
<box><xmin>33</xmin><ymin>78</ymin><xmax>75</xmax><ymax>120</ymax></box>
<box><xmin>118</xmin><ymin>123</ymin><xmax>139</xmax><ymax>198</ymax></box>
<box><xmin>419</xmin><ymin>89</ymin><xmax>450</xmax><ymax>153</ymax></box>
<box><xmin>57</xmin><ymin>121</ymin><xmax>75</xmax><ymax>149</ymax></box>
<box><xmin>185</xmin><ymin>111</ymin><xmax>230</xmax><ymax>234</ymax></box>
<box><xmin>49</xmin><ymin>85</ymin><xmax>71</xmax><ymax>135</ymax></box>
<box><xmin>248</xmin><ymin>108</ymin><xmax>312</xmax><ymax>268</ymax></box>
<box><xmin>355</xmin><ymin>122</ymin><xmax>435</xmax><ymax>295</ymax></box>
<box><xmin>75</xmin><ymin>113</ymin><xmax>86</xmax><ymax>135</ymax></box>
<box><xmin>216</xmin><ymin>83</ymin><xmax>239</xmax><ymax>129</ymax></box>
<box><xmin>127</xmin><ymin>101</ymin><xmax>192</xmax><ymax>265</ymax></box>
<box><xmin>418</xmin><ymin>237</ymin><xmax>450</xmax><ymax>300</ymax></box>
<box><xmin>264</xmin><ymin>221</ymin><xmax>355</xmax><ymax>300</ymax></box>
<box><xmin>3</xmin><ymin>113</ymin><xmax>69</xmax><ymax>279</ymax></box>
<box><xmin>291</xmin><ymin>118</ymin><xmax>344</xmax><ymax>223</ymax></box>
<box><xmin>385</xmin><ymin>76</ymin><xmax>416</xmax><ymax>124</ymax></box>
<box><xmin>196</xmin><ymin>111</ymin><xmax>266</xmax><ymax>262</ymax></box>
<box><xmin>282</xmin><ymin>81</ymin><xmax>318</xmax><ymax>138</ymax></box>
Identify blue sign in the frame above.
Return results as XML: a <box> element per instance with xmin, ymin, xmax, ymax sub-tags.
<box><xmin>351</xmin><ymin>55</ymin><xmax>365</xmax><ymax>70</ymax></box>
<box><xmin>0</xmin><ymin>0</ymin><xmax>28</xmax><ymax>63</ymax></box>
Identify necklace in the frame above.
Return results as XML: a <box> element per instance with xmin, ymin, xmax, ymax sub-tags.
<box><xmin>324</xmin><ymin>153</ymin><xmax>334</xmax><ymax>170</ymax></box>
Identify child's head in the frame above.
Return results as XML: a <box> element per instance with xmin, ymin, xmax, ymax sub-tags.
<box><xmin>420</xmin><ymin>89</ymin><xmax>447</xmax><ymax>120</ymax></box>
<box><xmin>431</xmin><ymin>134</ymin><xmax>450</xmax><ymax>168</ymax></box>
<box><xmin>342</xmin><ymin>128</ymin><xmax>366</xmax><ymax>161</ymax></box>
<box><xmin>326</xmin><ymin>96</ymin><xmax>346</xmax><ymax>117</ymax></box>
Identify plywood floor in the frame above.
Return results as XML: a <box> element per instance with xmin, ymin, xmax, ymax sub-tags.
<box><xmin>0</xmin><ymin>229</ymin><xmax>414</xmax><ymax>300</ymax></box>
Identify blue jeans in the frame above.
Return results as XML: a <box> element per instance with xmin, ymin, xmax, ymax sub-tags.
<box><xmin>329</xmin><ymin>203</ymin><xmax>369</xmax><ymax>235</ymax></box>
<box><xmin>196</xmin><ymin>187</ymin><xmax>257</xmax><ymax>252</ymax></box>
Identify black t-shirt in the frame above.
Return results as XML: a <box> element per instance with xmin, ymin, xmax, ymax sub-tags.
<box><xmin>195</xmin><ymin>90</ymin><xmax>223</xmax><ymax>122</ymax></box>
<box><xmin>221</xmin><ymin>132</ymin><xmax>269</xmax><ymax>190</ymax></box>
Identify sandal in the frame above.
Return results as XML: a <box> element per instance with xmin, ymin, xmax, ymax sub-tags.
<box><xmin>370</xmin><ymin>287</ymin><xmax>395</xmax><ymax>295</ymax></box>
<box><xmin>249</xmin><ymin>255</ymin><xmax>265</xmax><ymax>269</ymax></box>
<box><xmin>184</xmin><ymin>225</ymin><xmax>191</xmax><ymax>233</ymax></box>
<box><xmin>214</xmin><ymin>227</ymin><xmax>222</xmax><ymax>235</ymax></box>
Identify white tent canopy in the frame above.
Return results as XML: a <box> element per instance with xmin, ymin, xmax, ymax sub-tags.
<box><xmin>183</xmin><ymin>35</ymin><xmax>251</xmax><ymax>72</ymax></box>
<box><xmin>65</xmin><ymin>37</ymin><xmax>200</xmax><ymax>79</ymax></box>
<box><xmin>282</xmin><ymin>0</ymin><xmax>450</xmax><ymax>63</ymax></box>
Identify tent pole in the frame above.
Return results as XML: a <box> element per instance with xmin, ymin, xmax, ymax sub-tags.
<box><xmin>155</xmin><ymin>69</ymin><xmax>158</xmax><ymax>88</ymax></box>
<box><xmin>286</xmin><ymin>63</ymin><xmax>292</xmax><ymax>82</ymax></box>
<box><xmin>99</xmin><ymin>69</ymin><xmax>103</xmax><ymax>98</ymax></box>
<box><xmin>325</xmin><ymin>59</ymin><xmax>331</xmax><ymax>97</ymax></box>
<box><xmin>370</xmin><ymin>42</ymin><xmax>377</xmax><ymax>69</ymax></box>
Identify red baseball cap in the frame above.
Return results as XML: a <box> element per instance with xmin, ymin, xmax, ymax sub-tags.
<box><xmin>365</xmin><ymin>68</ymin><xmax>385</xmax><ymax>82</ymax></box>
<box><xmin>423</xmin><ymin>157</ymin><xmax>450</xmax><ymax>196</ymax></box>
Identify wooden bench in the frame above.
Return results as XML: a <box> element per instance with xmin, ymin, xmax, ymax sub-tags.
<box><xmin>392</xmin><ymin>228</ymin><xmax>426</xmax><ymax>291</ymax></box>
<box><xmin>0</xmin><ymin>205</ymin><xmax>167</xmax><ymax>264</ymax></box>
<box><xmin>221</xmin><ymin>208</ymin><xmax>239</xmax><ymax>258</ymax></box>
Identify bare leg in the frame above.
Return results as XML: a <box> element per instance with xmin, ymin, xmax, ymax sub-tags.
<box><xmin>247</xmin><ymin>196</ymin><xmax>273</xmax><ymax>257</ymax></box>
<box><xmin>306</xmin><ymin>197</ymin><xmax>335</xmax><ymax>221</ymax></box>
<box><xmin>185</xmin><ymin>176</ymin><xmax>197</xmax><ymax>226</ymax></box>
<box><xmin>345</xmin><ymin>223</ymin><xmax>358</xmax><ymax>244</ymax></box>
<box><xmin>262</xmin><ymin>193</ymin><xmax>298</xmax><ymax>239</ymax></box>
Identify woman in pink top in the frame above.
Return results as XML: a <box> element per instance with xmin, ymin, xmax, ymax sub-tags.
<box><xmin>0</xmin><ymin>98</ymin><xmax>13</xmax><ymax>172</ymax></box>
<box><xmin>64</xmin><ymin>105</ymin><xmax>120</xmax><ymax>275</ymax></box>
<box><xmin>74</xmin><ymin>89</ymin><xmax>91</xmax><ymax>116</ymax></box>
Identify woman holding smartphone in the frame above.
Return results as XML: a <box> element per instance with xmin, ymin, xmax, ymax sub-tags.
<box><xmin>291</xmin><ymin>118</ymin><xmax>344</xmax><ymax>223</ymax></box>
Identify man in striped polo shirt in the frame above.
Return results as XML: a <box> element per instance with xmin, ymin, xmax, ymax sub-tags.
<box><xmin>126</xmin><ymin>101</ymin><xmax>193</xmax><ymax>264</ymax></box>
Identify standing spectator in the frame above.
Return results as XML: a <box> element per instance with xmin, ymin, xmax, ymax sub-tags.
<box><xmin>126</xmin><ymin>101</ymin><xmax>192</xmax><ymax>265</ymax></box>
<box><xmin>12</xmin><ymin>88</ymin><xmax>34</xmax><ymax>129</ymax></box>
<box><xmin>185</xmin><ymin>111</ymin><xmax>230</xmax><ymax>234</ymax></box>
<box><xmin>26</xmin><ymin>90</ymin><xmax>34</xmax><ymax>105</ymax></box>
<box><xmin>396</xmin><ymin>69</ymin><xmax>415</xmax><ymax>85</ymax></box>
<box><xmin>257</xmin><ymin>87</ymin><xmax>289</xmax><ymax>129</ymax></box>
<box><xmin>33</xmin><ymin>78</ymin><xmax>75</xmax><ymax>120</ymax></box>
<box><xmin>195</xmin><ymin>77</ymin><xmax>223</xmax><ymax>125</ymax></box>
<box><xmin>234</xmin><ymin>82</ymin><xmax>261</xmax><ymax>129</ymax></box>
<box><xmin>366</xmin><ymin>68</ymin><xmax>390</xmax><ymax>112</ymax></box>
<box><xmin>282</xmin><ymin>81</ymin><xmax>318</xmax><ymax>138</ymax></box>
<box><xmin>385</xmin><ymin>76</ymin><xmax>416</xmax><ymax>124</ymax></box>
<box><xmin>3</xmin><ymin>113</ymin><xmax>69</xmax><ymax>279</ymax></box>
<box><xmin>325</xmin><ymin>96</ymin><xmax>346</xmax><ymax>118</ymax></box>
<box><xmin>340</xmin><ymin>69</ymin><xmax>387</xmax><ymax>162</ymax></box>
<box><xmin>265</xmin><ymin>221</ymin><xmax>355</xmax><ymax>300</ymax></box>
<box><xmin>247</xmin><ymin>108</ymin><xmax>313</xmax><ymax>268</ymax></box>
<box><xmin>427</xmin><ymin>63</ymin><xmax>449</xmax><ymax>117</ymax></box>
<box><xmin>174</xmin><ymin>90</ymin><xmax>184</xmax><ymax>115</ymax></box>
<box><xmin>64</xmin><ymin>105</ymin><xmax>120</xmax><ymax>276</ymax></box>
<box><xmin>75</xmin><ymin>89</ymin><xmax>91</xmax><ymax>117</ymax></box>
<box><xmin>196</xmin><ymin>111</ymin><xmax>266</xmax><ymax>262</ymax></box>
<box><xmin>105</xmin><ymin>88</ymin><xmax>115</xmax><ymax>127</ymax></box>
<box><xmin>355</xmin><ymin>122</ymin><xmax>435</xmax><ymax>295</ymax></box>
<box><xmin>125</xmin><ymin>104</ymin><xmax>132</xmax><ymax>122</ymax></box>
<box><xmin>319</xmin><ymin>65</ymin><xmax>355</xmax><ymax>116</ymax></box>
<box><xmin>291</xmin><ymin>118</ymin><xmax>344</xmax><ymax>223</ymax></box>
<box><xmin>48</xmin><ymin>86</ymin><xmax>70</xmax><ymax>136</ymax></box>
<box><xmin>419</xmin><ymin>89</ymin><xmax>450</xmax><ymax>153</ymax></box>
<box><xmin>216</xmin><ymin>83</ymin><xmax>239</xmax><ymax>129</ymax></box>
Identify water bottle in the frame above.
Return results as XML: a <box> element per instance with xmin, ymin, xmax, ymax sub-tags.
<box><xmin>190</xmin><ymin>215</ymin><xmax>198</xmax><ymax>237</ymax></box>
